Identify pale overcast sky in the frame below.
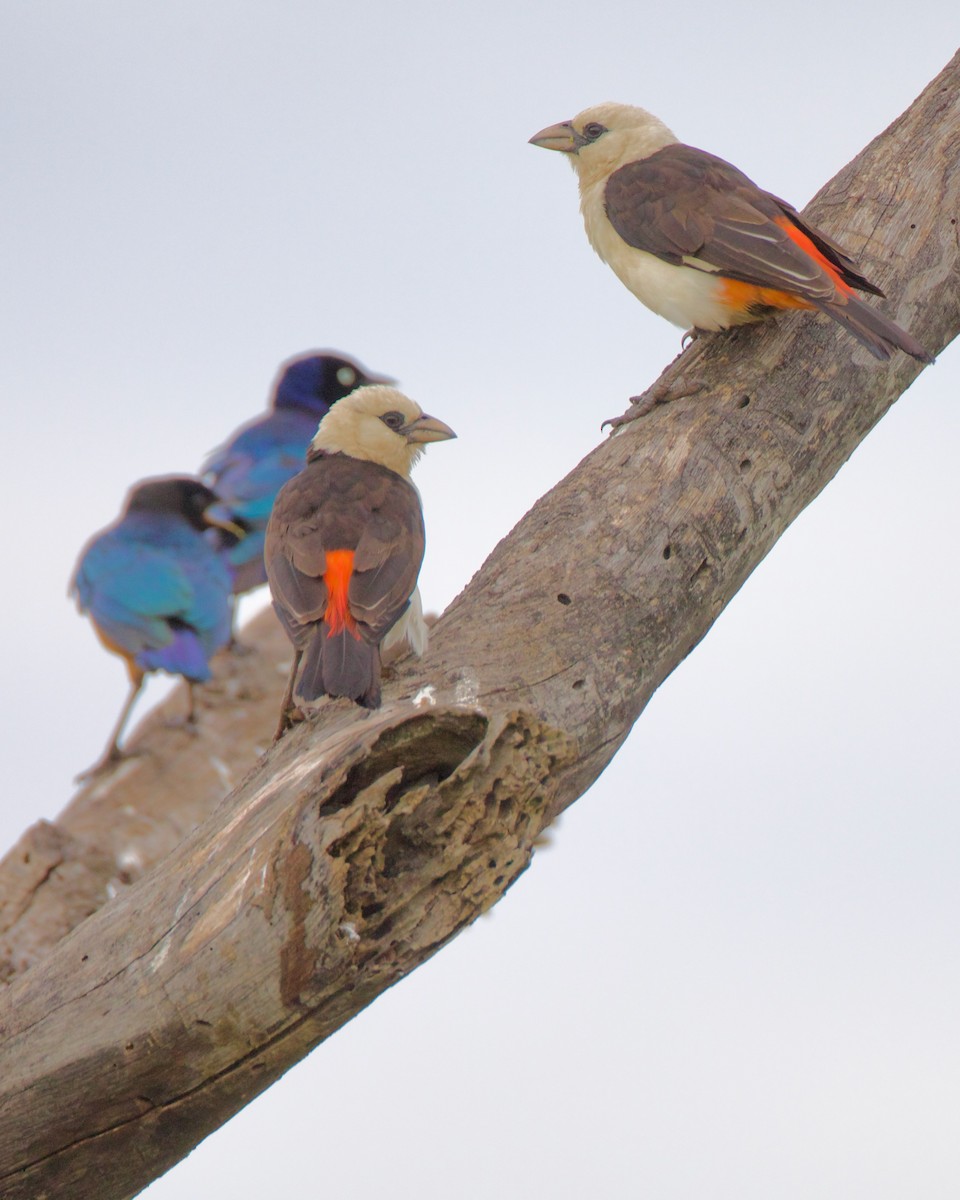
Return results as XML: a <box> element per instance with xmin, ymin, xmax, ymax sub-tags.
<box><xmin>2</xmin><ymin>3</ymin><xmax>958</xmax><ymax>1197</ymax></box>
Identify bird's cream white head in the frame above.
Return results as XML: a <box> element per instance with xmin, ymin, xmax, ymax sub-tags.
<box><xmin>310</xmin><ymin>385</ymin><xmax>456</xmax><ymax>478</ymax></box>
<box><xmin>530</xmin><ymin>102</ymin><xmax>677</xmax><ymax>190</ymax></box>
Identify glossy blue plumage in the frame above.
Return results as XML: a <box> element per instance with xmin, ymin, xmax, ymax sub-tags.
<box><xmin>71</xmin><ymin>477</ymin><xmax>239</xmax><ymax>775</ymax></box>
<box><xmin>203</xmin><ymin>351</ymin><xmax>393</xmax><ymax>593</ymax></box>
<box><xmin>72</xmin><ymin>510</ymin><xmax>232</xmax><ymax>682</ymax></box>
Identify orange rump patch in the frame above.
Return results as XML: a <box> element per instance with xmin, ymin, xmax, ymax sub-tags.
<box><xmin>324</xmin><ymin>549</ymin><xmax>360</xmax><ymax>640</ymax></box>
<box><xmin>775</xmin><ymin>217</ymin><xmax>853</xmax><ymax>296</ymax></box>
<box><xmin>719</xmin><ymin>217</ymin><xmax>853</xmax><ymax>316</ymax></box>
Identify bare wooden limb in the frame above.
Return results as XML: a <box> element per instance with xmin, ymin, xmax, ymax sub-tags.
<box><xmin>0</xmin><ymin>50</ymin><xmax>958</xmax><ymax>1200</ymax></box>
<box><xmin>0</xmin><ymin>706</ymin><xmax>576</xmax><ymax>1198</ymax></box>
<box><xmin>0</xmin><ymin>610</ymin><xmax>291</xmax><ymax>983</ymax></box>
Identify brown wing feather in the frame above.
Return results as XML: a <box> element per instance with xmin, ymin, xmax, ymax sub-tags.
<box><xmin>265</xmin><ymin>452</ymin><xmax>424</xmax><ymax>646</ymax></box>
<box><xmin>603</xmin><ymin>144</ymin><xmax>881</xmax><ymax>301</ymax></box>
<box><xmin>350</xmin><ymin>499</ymin><xmax>425</xmax><ymax>639</ymax></box>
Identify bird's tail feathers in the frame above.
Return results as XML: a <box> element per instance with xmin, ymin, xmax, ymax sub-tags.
<box><xmin>138</xmin><ymin>626</ymin><xmax>212</xmax><ymax>682</ymax></box>
<box><xmin>819</xmin><ymin>295</ymin><xmax>934</xmax><ymax>364</ymax></box>
<box><xmin>297</xmin><ymin>624</ymin><xmax>380</xmax><ymax>708</ymax></box>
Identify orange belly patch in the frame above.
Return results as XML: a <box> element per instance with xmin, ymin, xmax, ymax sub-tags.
<box><xmin>718</xmin><ymin>277</ymin><xmax>815</xmax><ymax>316</ymax></box>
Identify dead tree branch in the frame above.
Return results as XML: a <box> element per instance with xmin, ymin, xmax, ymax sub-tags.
<box><xmin>1</xmin><ymin>50</ymin><xmax>958</xmax><ymax>1200</ymax></box>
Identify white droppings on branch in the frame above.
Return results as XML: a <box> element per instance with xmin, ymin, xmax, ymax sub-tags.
<box><xmin>116</xmin><ymin>847</ymin><xmax>143</xmax><ymax>875</ymax></box>
<box><xmin>454</xmin><ymin>669</ymin><xmax>479</xmax><ymax>706</ymax></box>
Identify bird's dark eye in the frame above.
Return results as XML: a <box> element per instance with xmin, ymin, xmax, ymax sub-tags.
<box><xmin>583</xmin><ymin>122</ymin><xmax>607</xmax><ymax>140</ymax></box>
<box><xmin>380</xmin><ymin>410</ymin><xmax>406</xmax><ymax>431</ymax></box>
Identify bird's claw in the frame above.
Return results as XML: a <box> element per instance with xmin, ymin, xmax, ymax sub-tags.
<box><xmin>680</xmin><ymin>328</ymin><xmax>701</xmax><ymax>350</ymax></box>
<box><xmin>273</xmin><ymin>705</ymin><xmax>306</xmax><ymax>743</ymax></box>
<box><xmin>602</xmin><ymin>377</ymin><xmax>707</xmax><ymax>433</ymax></box>
<box><xmin>74</xmin><ymin>746</ymin><xmax>138</xmax><ymax>783</ymax></box>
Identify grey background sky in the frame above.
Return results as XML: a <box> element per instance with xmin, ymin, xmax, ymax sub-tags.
<box><xmin>2</xmin><ymin>3</ymin><xmax>958</xmax><ymax>1197</ymax></box>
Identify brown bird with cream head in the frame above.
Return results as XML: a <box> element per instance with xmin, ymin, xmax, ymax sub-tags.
<box><xmin>530</xmin><ymin>103</ymin><xmax>932</xmax><ymax>386</ymax></box>
<box><xmin>265</xmin><ymin>385</ymin><xmax>455</xmax><ymax>738</ymax></box>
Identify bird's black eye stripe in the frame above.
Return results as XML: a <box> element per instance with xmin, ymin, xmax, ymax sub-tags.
<box><xmin>583</xmin><ymin>122</ymin><xmax>607</xmax><ymax>140</ymax></box>
<box><xmin>380</xmin><ymin>410</ymin><xmax>406</xmax><ymax>430</ymax></box>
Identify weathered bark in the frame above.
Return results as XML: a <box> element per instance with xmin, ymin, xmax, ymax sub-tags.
<box><xmin>0</xmin><ymin>610</ymin><xmax>291</xmax><ymax>983</ymax></box>
<box><xmin>0</xmin><ymin>51</ymin><xmax>958</xmax><ymax>1200</ymax></box>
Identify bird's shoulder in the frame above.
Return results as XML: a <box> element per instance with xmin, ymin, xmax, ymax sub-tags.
<box><xmin>78</xmin><ymin>512</ymin><xmax>226</xmax><ymax>594</ymax></box>
<box><xmin>277</xmin><ymin>451</ymin><xmax>419</xmax><ymax>517</ymax></box>
<box><xmin>204</xmin><ymin>408</ymin><xmax>316</xmax><ymax>472</ymax></box>
<box><xmin>603</xmin><ymin>142</ymin><xmax>787</xmax><ymax>260</ymax></box>
<box><xmin>607</xmin><ymin>143</ymin><xmax>767</xmax><ymax>202</ymax></box>
<box><xmin>267</xmin><ymin>452</ymin><xmax>423</xmax><ymax>578</ymax></box>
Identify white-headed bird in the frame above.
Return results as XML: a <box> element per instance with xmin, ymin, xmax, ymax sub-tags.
<box><xmin>265</xmin><ymin>385</ymin><xmax>455</xmax><ymax>737</ymax></box>
<box><xmin>530</xmin><ymin>103</ymin><xmax>932</xmax><ymax>364</ymax></box>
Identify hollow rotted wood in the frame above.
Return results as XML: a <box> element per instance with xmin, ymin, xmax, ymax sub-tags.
<box><xmin>0</xmin><ymin>706</ymin><xmax>575</xmax><ymax>1199</ymax></box>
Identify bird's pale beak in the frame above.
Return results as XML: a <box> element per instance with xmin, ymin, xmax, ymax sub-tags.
<box><xmin>401</xmin><ymin>414</ymin><xmax>457</xmax><ymax>444</ymax></box>
<box><xmin>529</xmin><ymin>121</ymin><xmax>580</xmax><ymax>154</ymax></box>
<box><xmin>203</xmin><ymin>501</ymin><xmax>246</xmax><ymax>540</ymax></box>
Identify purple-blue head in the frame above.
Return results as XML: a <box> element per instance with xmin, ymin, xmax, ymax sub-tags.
<box><xmin>271</xmin><ymin>351</ymin><xmax>395</xmax><ymax>417</ymax></box>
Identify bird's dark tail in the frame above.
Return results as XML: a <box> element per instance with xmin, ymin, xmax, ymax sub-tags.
<box><xmin>297</xmin><ymin>623</ymin><xmax>381</xmax><ymax>708</ymax></box>
<box><xmin>138</xmin><ymin>625</ymin><xmax>212</xmax><ymax>682</ymax></box>
<box><xmin>818</xmin><ymin>294</ymin><xmax>934</xmax><ymax>364</ymax></box>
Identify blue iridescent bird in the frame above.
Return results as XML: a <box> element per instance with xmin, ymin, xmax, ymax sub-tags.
<box><xmin>71</xmin><ymin>476</ymin><xmax>244</xmax><ymax>778</ymax></box>
<box><xmin>202</xmin><ymin>350</ymin><xmax>395</xmax><ymax>594</ymax></box>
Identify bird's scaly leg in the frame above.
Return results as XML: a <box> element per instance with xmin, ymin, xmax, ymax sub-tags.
<box><xmin>273</xmin><ymin>649</ymin><xmax>304</xmax><ymax>742</ymax></box>
<box><xmin>603</xmin><ymin>332</ymin><xmax>708</xmax><ymax>432</ymax></box>
<box><xmin>75</xmin><ymin>675</ymin><xmax>144</xmax><ymax>781</ymax></box>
